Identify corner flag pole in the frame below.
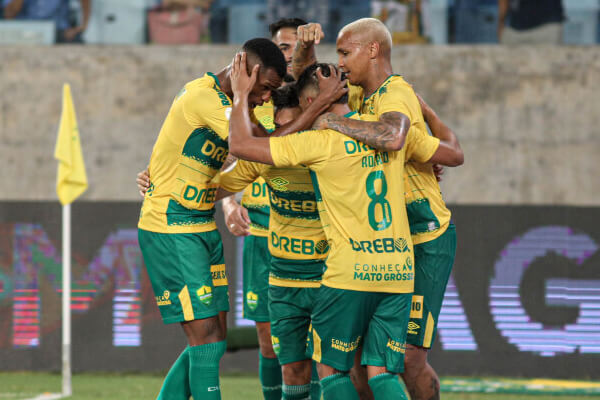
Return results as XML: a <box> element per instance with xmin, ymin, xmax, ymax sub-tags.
<box><xmin>55</xmin><ymin>83</ymin><xmax>88</xmax><ymax>398</ymax></box>
<box><xmin>62</xmin><ymin>203</ymin><xmax>72</xmax><ymax>396</ymax></box>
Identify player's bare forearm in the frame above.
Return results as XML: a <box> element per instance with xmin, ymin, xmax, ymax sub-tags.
<box><xmin>318</xmin><ymin>111</ymin><xmax>409</xmax><ymax>151</ymax></box>
<box><xmin>217</xmin><ymin>188</ymin><xmax>236</xmax><ymax>202</ymax></box>
<box><xmin>229</xmin><ymin>51</ymin><xmax>275</xmax><ymax>164</ymax></box>
<box><xmin>291</xmin><ymin>23</ymin><xmax>324</xmax><ymax>79</ymax></box>
<box><xmin>221</xmin><ymin>154</ymin><xmax>237</xmax><ymax>171</ymax></box>
<box><xmin>220</xmin><ymin>194</ymin><xmax>251</xmax><ymax>236</ymax></box>
<box><xmin>271</xmin><ymin>96</ymin><xmax>329</xmax><ymax>137</ymax></box>
<box><xmin>291</xmin><ymin>42</ymin><xmax>317</xmax><ymax>80</ymax></box>
<box><xmin>419</xmin><ymin>96</ymin><xmax>464</xmax><ymax>166</ymax></box>
<box><xmin>229</xmin><ymin>97</ymin><xmax>274</xmax><ymax>165</ymax></box>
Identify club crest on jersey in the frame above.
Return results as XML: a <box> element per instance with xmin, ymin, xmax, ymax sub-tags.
<box><xmin>246</xmin><ymin>291</ymin><xmax>258</xmax><ymax>311</ymax></box>
<box><xmin>271</xmin><ymin>336</ymin><xmax>281</xmax><ymax>355</ymax></box>
<box><xmin>197</xmin><ymin>286</ymin><xmax>213</xmax><ymax>306</ymax></box>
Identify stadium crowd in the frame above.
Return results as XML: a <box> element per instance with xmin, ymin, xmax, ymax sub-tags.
<box><xmin>1</xmin><ymin>0</ymin><xmax>594</xmax><ymax>45</ymax></box>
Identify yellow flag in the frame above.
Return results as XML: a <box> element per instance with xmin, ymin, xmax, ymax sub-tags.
<box><xmin>54</xmin><ymin>83</ymin><xmax>88</xmax><ymax>205</ymax></box>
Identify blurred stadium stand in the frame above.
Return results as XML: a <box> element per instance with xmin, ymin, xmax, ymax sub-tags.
<box><xmin>563</xmin><ymin>0</ymin><xmax>600</xmax><ymax>44</ymax></box>
<box><xmin>0</xmin><ymin>0</ymin><xmax>598</xmax><ymax>45</ymax></box>
<box><xmin>227</xmin><ymin>2</ymin><xmax>269</xmax><ymax>44</ymax></box>
<box><xmin>452</xmin><ymin>0</ymin><xmax>498</xmax><ymax>43</ymax></box>
<box><xmin>423</xmin><ymin>0</ymin><xmax>450</xmax><ymax>44</ymax></box>
<box><xmin>83</xmin><ymin>0</ymin><xmax>151</xmax><ymax>44</ymax></box>
<box><xmin>0</xmin><ymin>20</ymin><xmax>56</xmax><ymax>44</ymax></box>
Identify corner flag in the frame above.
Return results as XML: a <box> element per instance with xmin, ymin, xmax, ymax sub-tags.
<box><xmin>53</xmin><ymin>83</ymin><xmax>87</xmax><ymax>398</ymax></box>
<box><xmin>55</xmin><ymin>83</ymin><xmax>87</xmax><ymax>205</ymax></box>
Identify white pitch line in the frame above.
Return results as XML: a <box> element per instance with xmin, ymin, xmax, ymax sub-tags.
<box><xmin>24</xmin><ymin>393</ymin><xmax>66</xmax><ymax>400</ymax></box>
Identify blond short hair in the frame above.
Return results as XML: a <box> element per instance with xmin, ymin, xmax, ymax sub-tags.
<box><xmin>338</xmin><ymin>18</ymin><xmax>392</xmax><ymax>56</ymax></box>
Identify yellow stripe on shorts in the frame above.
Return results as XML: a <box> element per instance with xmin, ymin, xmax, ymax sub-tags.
<box><xmin>269</xmin><ymin>276</ymin><xmax>321</xmax><ymax>288</ymax></box>
<box><xmin>178</xmin><ymin>285</ymin><xmax>195</xmax><ymax>321</ymax></box>
<box><xmin>312</xmin><ymin>328</ymin><xmax>322</xmax><ymax>363</ymax></box>
<box><xmin>424</xmin><ymin>312</ymin><xmax>435</xmax><ymax>348</ymax></box>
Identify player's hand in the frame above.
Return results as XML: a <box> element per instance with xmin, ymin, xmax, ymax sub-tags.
<box><xmin>231</xmin><ymin>52</ymin><xmax>259</xmax><ymax>98</ymax></box>
<box><xmin>433</xmin><ymin>164</ymin><xmax>444</xmax><ymax>182</ymax></box>
<box><xmin>314</xmin><ymin>65</ymin><xmax>348</xmax><ymax>107</ymax></box>
<box><xmin>222</xmin><ymin>198</ymin><xmax>251</xmax><ymax>236</ymax></box>
<box><xmin>136</xmin><ymin>167</ymin><xmax>150</xmax><ymax>197</ymax></box>
<box><xmin>297</xmin><ymin>23</ymin><xmax>324</xmax><ymax>48</ymax></box>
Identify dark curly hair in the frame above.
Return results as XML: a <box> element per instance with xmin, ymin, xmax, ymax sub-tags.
<box><xmin>242</xmin><ymin>38</ymin><xmax>287</xmax><ymax>79</ymax></box>
<box><xmin>296</xmin><ymin>63</ymin><xmax>348</xmax><ymax>104</ymax></box>
<box><xmin>271</xmin><ymin>85</ymin><xmax>299</xmax><ymax>111</ymax></box>
<box><xmin>268</xmin><ymin>18</ymin><xmax>308</xmax><ymax>37</ymax></box>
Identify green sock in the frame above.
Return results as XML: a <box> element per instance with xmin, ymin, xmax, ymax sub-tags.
<box><xmin>157</xmin><ymin>346</ymin><xmax>190</xmax><ymax>400</ymax></box>
<box><xmin>282</xmin><ymin>383</ymin><xmax>311</xmax><ymax>400</ymax></box>
<box><xmin>310</xmin><ymin>361</ymin><xmax>322</xmax><ymax>400</ymax></box>
<box><xmin>320</xmin><ymin>373</ymin><xmax>359</xmax><ymax>400</ymax></box>
<box><xmin>188</xmin><ymin>340</ymin><xmax>227</xmax><ymax>400</ymax></box>
<box><xmin>259</xmin><ymin>354</ymin><xmax>282</xmax><ymax>400</ymax></box>
<box><xmin>368</xmin><ymin>373</ymin><xmax>407</xmax><ymax>400</ymax></box>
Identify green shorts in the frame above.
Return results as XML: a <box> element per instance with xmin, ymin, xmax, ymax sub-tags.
<box><xmin>407</xmin><ymin>223</ymin><xmax>456</xmax><ymax>348</ymax></box>
<box><xmin>310</xmin><ymin>286</ymin><xmax>412</xmax><ymax>373</ymax></box>
<box><xmin>269</xmin><ymin>285</ymin><xmax>320</xmax><ymax>365</ymax></box>
<box><xmin>242</xmin><ymin>235</ymin><xmax>271</xmax><ymax>322</ymax></box>
<box><xmin>138</xmin><ymin>228</ymin><xmax>230</xmax><ymax>324</ymax></box>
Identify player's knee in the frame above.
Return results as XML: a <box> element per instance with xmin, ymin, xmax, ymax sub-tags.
<box><xmin>282</xmin><ymin>360</ymin><xmax>311</xmax><ymax>384</ymax></box>
<box><xmin>403</xmin><ymin>344</ymin><xmax>428</xmax><ymax>374</ymax></box>
<box><xmin>182</xmin><ymin>315</ymin><xmax>225</xmax><ymax>345</ymax></box>
<box><xmin>255</xmin><ymin>322</ymin><xmax>277</xmax><ymax>357</ymax></box>
<box><xmin>317</xmin><ymin>362</ymin><xmax>340</xmax><ymax>380</ymax></box>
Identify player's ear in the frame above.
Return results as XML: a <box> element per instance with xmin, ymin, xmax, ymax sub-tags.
<box><xmin>369</xmin><ymin>42</ymin><xmax>379</xmax><ymax>59</ymax></box>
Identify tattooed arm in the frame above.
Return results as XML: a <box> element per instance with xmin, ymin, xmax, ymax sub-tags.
<box><xmin>291</xmin><ymin>40</ymin><xmax>316</xmax><ymax>80</ymax></box>
<box><xmin>291</xmin><ymin>23</ymin><xmax>323</xmax><ymax>79</ymax></box>
<box><xmin>314</xmin><ymin>111</ymin><xmax>410</xmax><ymax>151</ymax></box>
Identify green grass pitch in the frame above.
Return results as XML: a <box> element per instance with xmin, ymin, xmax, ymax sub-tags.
<box><xmin>0</xmin><ymin>372</ymin><xmax>596</xmax><ymax>400</ymax></box>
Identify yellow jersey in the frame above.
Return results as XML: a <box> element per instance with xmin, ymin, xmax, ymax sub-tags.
<box><xmin>138</xmin><ymin>73</ymin><xmax>231</xmax><ymax>233</ymax></box>
<box><xmin>239</xmin><ymin>101</ymin><xmax>275</xmax><ymax>237</ymax></box>
<box><xmin>270</xmin><ymin>111</ymin><xmax>440</xmax><ymax>293</ymax></box>
<box><xmin>253</xmin><ymin>101</ymin><xmax>276</xmax><ymax>132</ymax></box>
<box><xmin>219</xmin><ymin>160</ymin><xmax>327</xmax><ymax>286</ymax></box>
<box><xmin>348</xmin><ymin>84</ymin><xmax>364</xmax><ymax>113</ymax></box>
<box><xmin>239</xmin><ymin>178</ymin><xmax>270</xmax><ymax>237</ymax></box>
<box><xmin>356</xmin><ymin>75</ymin><xmax>451</xmax><ymax>245</ymax></box>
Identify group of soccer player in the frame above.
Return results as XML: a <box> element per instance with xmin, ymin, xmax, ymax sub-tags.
<box><xmin>136</xmin><ymin>16</ymin><xmax>463</xmax><ymax>400</ymax></box>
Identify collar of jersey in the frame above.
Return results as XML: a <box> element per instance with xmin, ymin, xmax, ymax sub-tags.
<box><xmin>344</xmin><ymin>110</ymin><xmax>357</xmax><ymax>118</ymax></box>
<box><xmin>362</xmin><ymin>74</ymin><xmax>402</xmax><ymax>103</ymax></box>
<box><xmin>207</xmin><ymin>72</ymin><xmax>221</xmax><ymax>89</ymax></box>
